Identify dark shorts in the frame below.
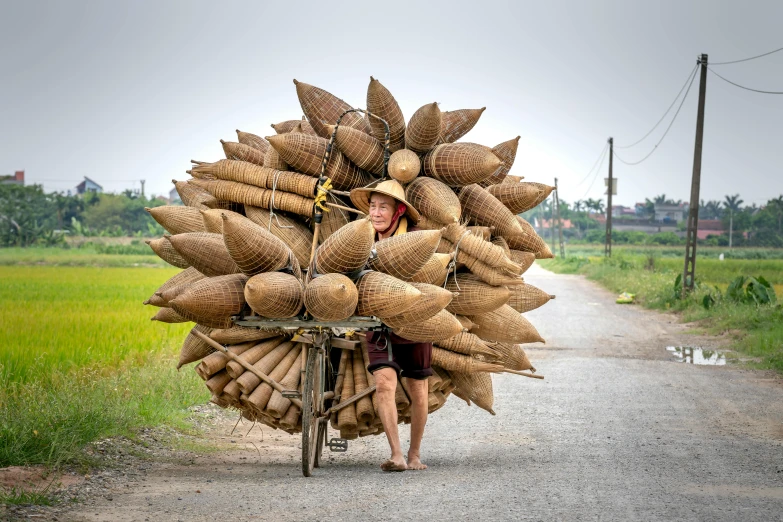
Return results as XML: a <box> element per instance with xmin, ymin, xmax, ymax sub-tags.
<box><xmin>366</xmin><ymin>331</ymin><xmax>433</xmax><ymax>380</ymax></box>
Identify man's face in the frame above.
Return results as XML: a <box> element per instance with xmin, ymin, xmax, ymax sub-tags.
<box><xmin>369</xmin><ymin>193</ymin><xmax>399</xmax><ymax>232</ymax></box>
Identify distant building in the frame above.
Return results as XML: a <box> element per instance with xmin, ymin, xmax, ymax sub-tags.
<box><xmin>0</xmin><ymin>170</ymin><xmax>24</xmax><ymax>185</ymax></box>
<box><xmin>75</xmin><ymin>176</ymin><xmax>103</xmax><ymax>194</ymax></box>
<box><xmin>611</xmin><ymin>205</ymin><xmax>637</xmax><ymax>218</ymax></box>
<box><xmin>169</xmin><ymin>187</ymin><xmax>181</xmax><ymax>204</ymax></box>
<box><xmin>536</xmin><ymin>218</ymin><xmax>573</xmax><ymax>230</ymax></box>
<box><xmin>653</xmin><ymin>203</ymin><xmax>685</xmax><ymax>223</ymax></box>
<box><xmin>696</xmin><ymin>219</ymin><xmax>725</xmax><ymax>240</ymax></box>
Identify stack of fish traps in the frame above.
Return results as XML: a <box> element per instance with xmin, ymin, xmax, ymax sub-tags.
<box><xmin>145</xmin><ymin>77</ymin><xmax>557</xmax><ymax>437</ymax></box>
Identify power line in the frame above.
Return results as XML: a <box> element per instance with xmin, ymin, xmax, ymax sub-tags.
<box><xmin>581</xmin><ymin>144</ymin><xmax>608</xmax><ymax>199</ymax></box>
<box><xmin>710</xmin><ymin>46</ymin><xmax>783</xmax><ymax>65</ymax></box>
<box><xmin>707</xmin><ymin>67</ymin><xmax>783</xmax><ymax>94</ymax></box>
<box><xmin>575</xmin><ymin>142</ymin><xmax>609</xmax><ymax>186</ymax></box>
<box><xmin>613</xmin><ymin>63</ymin><xmax>699</xmax><ymax>166</ymax></box>
<box><xmin>615</xmin><ymin>64</ymin><xmax>698</xmax><ymax>149</ymax></box>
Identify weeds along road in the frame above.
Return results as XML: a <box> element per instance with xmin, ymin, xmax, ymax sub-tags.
<box><xmin>68</xmin><ymin>265</ymin><xmax>783</xmax><ymax>522</ymax></box>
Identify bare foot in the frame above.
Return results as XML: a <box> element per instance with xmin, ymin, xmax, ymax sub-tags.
<box><xmin>380</xmin><ymin>457</ymin><xmax>407</xmax><ymax>472</ymax></box>
<box><xmin>406</xmin><ymin>456</ymin><xmax>428</xmax><ymax>470</ymax></box>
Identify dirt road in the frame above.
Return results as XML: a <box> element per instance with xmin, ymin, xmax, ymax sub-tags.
<box><xmin>63</xmin><ymin>266</ymin><xmax>783</xmax><ymax>521</ymax></box>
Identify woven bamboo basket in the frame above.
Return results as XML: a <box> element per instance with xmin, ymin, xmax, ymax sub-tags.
<box><xmin>392</xmin><ymin>309</ymin><xmax>463</xmax><ymax>342</ymax></box>
<box><xmin>380</xmin><ymin>282</ymin><xmax>455</xmax><ymax>328</ymax></box>
<box><xmin>266</xmin><ymin>349</ymin><xmax>305</xmax><ymax>418</ymax></box>
<box><xmin>445</xmin><ymin>273</ymin><xmax>510</xmax><ymax>315</ymax></box>
<box><xmin>263</xmin><ymin>141</ymin><xmax>289</xmax><ymax>171</ymax></box>
<box><xmin>204</xmin><ymin>371</ymin><xmax>232</xmax><ymax>396</ymax></box>
<box><xmin>439</xmin><ymin>239</ymin><xmax>524</xmax><ymax>286</ymax></box>
<box><xmin>326</xmin><ymin>124</ymin><xmax>385</xmax><ymax>175</ymax></box>
<box><xmin>210</xmin><ymin>326</ymin><xmax>285</xmax><ymax>345</ymax></box>
<box><xmin>226</xmin><ymin>337</ymin><xmax>287</xmax><ymax>379</ymax></box>
<box><xmin>197</xmin><ymin>341</ymin><xmax>257</xmax><ymax>379</ymax></box>
<box><xmin>236</xmin><ymin>130</ymin><xmax>270</xmax><ymax>155</ymax></box>
<box><xmin>188</xmin><ymin>179</ymin><xmax>315</xmax><ymax>218</ymax></box>
<box><xmin>466</xmin><ymin>226</ymin><xmax>492</xmax><ymax>240</ymax></box>
<box><xmin>167</xmin><ymin>232</ymin><xmax>241</xmax><ymax>277</ymax></box>
<box><xmin>455</xmin><ymin>315</ymin><xmax>474</xmax><ymax>331</ymax></box>
<box><xmin>369</xmin><ymin>229</ymin><xmax>442</xmax><ymax>280</ymax></box>
<box><xmin>478</xmin><ymin>136</ymin><xmax>521</xmax><ymax>187</ymax></box>
<box><xmin>488</xmin><ymin>342</ymin><xmax>535</xmax><ymax>372</ymax></box>
<box><xmin>450</xmin><ymin>371</ymin><xmax>495</xmax><ymax>415</ymax></box>
<box><xmin>431</xmin><ymin>347</ymin><xmax>503</xmax><ymax>374</ymax></box>
<box><xmin>190</xmin><ymin>160</ymin><xmax>319</xmax><ymax>198</ymax></box>
<box><xmin>244</xmin><ymin>206</ymin><xmax>313</xmax><ymax>269</ymax></box>
<box><xmin>441</xmin><ymin>223</ymin><xmax>519</xmax><ymax>272</ymax></box>
<box><xmin>406</xmin><ymin>252</ymin><xmax>452</xmax><ymax>285</ymax></box>
<box><xmin>352</xmin><ymin>349</ymin><xmax>374</xmax><ymax>425</ymax></box>
<box><xmin>422</xmin><ymin>143</ymin><xmax>502</xmax><ymax>187</ymax></box>
<box><xmin>241</xmin><ymin>341</ymin><xmax>299</xmax><ymax>406</ymax></box>
<box><xmin>146</xmin><ymin>267</ymin><xmax>204</xmax><ymax>304</ymax></box>
<box><xmin>508</xmin><ymin>250</ymin><xmax>537</xmax><ymax>273</ymax></box>
<box><xmin>156</xmin><ymin>279</ymin><xmax>195</xmax><ymax>304</ymax></box>
<box><xmin>244</xmin><ymin>272</ymin><xmax>303</xmax><ymax>318</ymax></box>
<box><xmin>413</xmin><ymin>215</ymin><xmax>447</xmax><ymax>231</ymax></box>
<box><xmin>501</xmin><ymin>174</ymin><xmax>524</xmax><ymax>184</ymax></box>
<box><xmin>435</xmin><ymin>331</ymin><xmax>498</xmax><ymax>358</ymax></box>
<box><xmin>405</xmin><ymin>177</ymin><xmax>461</xmax><ymax>224</ymax></box>
<box><xmin>318</xmin><ymin>194</ymin><xmax>351</xmax><ymax>242</ymax></box>
<box><xmin>303</xmin><ymin>273</ymin><xmax>358</xmax><ymax>321</ymax></box>
<box><xmin>356</xmin><ymin>271</ymin><xmax>422</xmax><ymax>318</ymax></box>
<box><xmin>146</xmin><ymin>206</ymin><xmax>206</xmax><ymax>235</ymax></box>
<box><xmin>506</xmin><ymin>283</ymin><xmax>554</xmax><ymax>313</ymax></box>
<box><xmin>169</xmin><ymin>273</ymin><xmax>248</xmax><ymax>329</ymax></box>
<box><xmin>366</xmin><ymin>77</ymin><xmax>406</xmax><ymax>152</ymax></box>
<box><xmin>221</xmin><ymin>212</ymin><xmax>293</xmax><ymax>276</ymax></box>
<box><xmin>221</xmin><ymin>140</ymin><xmax>265</xmax><ymax>167</ymax></box>
<box><xmin>438</xmin><ymin>107</ymin><xmax>486</xmax><ymax>144</ymax></box>
<box><xmin>294</xmin><ymin>79</ymin><xmax>371</xmax><ymax>138</ymax></box>
<box><xmin>146</xmin><ymin>238</ymin><xmax>190</xmax><ymax>269</ymax></box>
<box><xmin>312</xmin><ymin>218</ymin><xmax>375</xmax><ymax>275</ymax></box>
<box><xmin>387</xmin><ymin>149</ymin><xmax>420</xmax><ymax>184</ymax></box>
<box><xmin>405</xmin><ymin>102</ymin><xmax>441</xmax><ymax>153</ymax></box>
<box><xmin>200</xmin><ymin>208</ymin><xmax>245</xmax><ymax>234</ymax></box>
<box><xmin>491</xmin><ymin>236</ymin><xmax>511</xmax><ymax>256</ymax></box>
<box><xmin>469</xmin><ymin>305</ymin><xmax>545</xmax><ymax>344</ymax></box>
<box><xmin>252</xmin><ymin>345</ymin><xmax>303</xmax><ymax>415</ymax></box>
<box><xmin>459</xmin><ymin>184</ymin><xmax>524</xmax><ymax>237</ymax></box>
<box><xmin>503</xmin><ymin>217</ymin><xmax>554</xmax><ymax>259</ymax></box>
<box><xmin>177</xmin><ymin>325</ymin><xmax>214</xmax><ymax>369</ymax></box>
<box><xmin>271</xmin><ymin>117</ymin><xmax>317</xmax><ymax>136</ymax></box>
<box><xmin>487</xmin><ymin>182</ymin><xmax>555</xmax><ymax>214</ymax></box>
<box><xmin>150</xmin><ymin>307</ymin><xmax>188</xmax><ymax>324</ymax></box>
<box><xmin>428</xmin><ymin>371</ymin><xmax>444</xmax><ymax>392</ymax></box>
<box><xmin>173</xmin><ymin>179</ymin><xmax>216</xmax><ymax>209</ymax></box>
<box><xmin>337</xmin><ymin>352</ymin><xmax>358</xmax><ymax>433</ymax></box>
<box><xmin>235</xmin><ymin>340</ymin><xmax>295</xmax><ymax>395</ymax></box>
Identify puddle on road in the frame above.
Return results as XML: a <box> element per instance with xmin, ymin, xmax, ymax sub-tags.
<box><xmin>667</xmin><ymin>346</ymin><xmax>726</xmax><ymax>365</ymax></box>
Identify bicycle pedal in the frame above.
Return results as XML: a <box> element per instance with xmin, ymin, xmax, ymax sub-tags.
<box><xmin>282</xmin><ymin>390</ymin><xmax>301</xmax><ymax>399</ymax></box>
<box><xmin>327</xmin><ymin>438</ymin><xmax>348</xmax><ymax>452</ymax></box>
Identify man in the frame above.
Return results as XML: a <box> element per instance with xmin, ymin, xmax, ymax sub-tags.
<box><xmin>350</xmin><ymin>179</ymin><xmax>431</xmax><ymax>472</ymax></box>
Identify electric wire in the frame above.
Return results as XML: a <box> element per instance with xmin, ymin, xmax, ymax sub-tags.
<box><xmin>575</xmin><ymin>142</ymin><xmax>609</xmax><ymax>186</ymax></box>
<box><xmin>707</xmin><ymin>67</ymin><xmax>783</xmax><ymax>94</ymax></box>
<box><xmin>615</xmin><ymin>64</ymin><xmax>698</xmax><ymax>149</ymax></box>
<box><xmin>710</xmin><ymin>46</ymin><xmax>783</xmax><ymax>65</ymax></box>
<box><xmin>580</xmin><ymin>144</ymin><xmax>609</xmax><ymax>199</ymax></box>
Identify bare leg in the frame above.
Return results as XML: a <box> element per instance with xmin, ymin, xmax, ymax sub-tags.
<box><xmin>406</xmin><ymin>378</ymin><xmax>429</xmax><ymax>470</ymax></box>
<box><xmin>373</xmin><ymin>368</ymin><xmax>407</xmax><ymax>471</ymax></box>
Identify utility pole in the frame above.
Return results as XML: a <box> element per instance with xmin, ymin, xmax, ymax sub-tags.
<box><xmin>140</xmin><ymin>179</ymin><xmax>146</xmax><ymax>198</ymax></box>
<box><xmin>729</xmin><ymin>209</ymin><xmax>733</xmax><ymax>248</ymax></box>
<box><xmin>682</xmin><ymin>54</ymin><xmax>708</xmax><ymax>298</ymax></box>
<box><xmin>554</xmin><ymin>177</ymin><xmax>565</xmax><ymax>258</ymax></box>
<box><xmin>550</xmin><ymin>193</ymin><xmax>556</xmax><ymax>256</ymax></box>
<box><xmin>605</xmin><ymin>137</ymin><xmax>613</xmax><ymax>257</ymax></box>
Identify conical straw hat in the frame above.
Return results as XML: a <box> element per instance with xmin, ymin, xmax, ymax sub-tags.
<box><xmin>369</xmin><ymin>229</ymin><xmax>441</xmax><ymax>280</ymax></box>
<box><xmin>508</xmin><ymin>250</ymin><xmax>537</xmax><ymax>273</ymax></box>
<box><xmin>177</xmin><ymin>325</ymin><xmax>214</xmax><ymax>369</ymax></box>
<box><xmin>244</xmin><ymin>206</ymin><xmax>313</xmax><ymax>270</ymax></box>
<box><xmin>146</xmin><ymin>237</ymin><xmax>190</xmax><ymax>269</ymax></box>
<box><xmin>221</xmin><ymin>212</ymin><xmax>293</xmax><ymax>276</ymax></box>
<box><xmin>405</xmin><ymin>177</ymin><xmax>460</xmax><ymax>224</ymax></box>
<box><xmin>407</xmin><ymin>252</ymin><xmax>452</xmax><ymax>286</ymax></box>
<box><xmin>350</xmin><ymin>179</ymin><xmax>420</xmax><ymax>224</ymax></box>
<box><xmin>172</xmin><ymin>179</ymin><xmax>216</xmax><ymax>209</ymax></box>
<box><xmin>304</xmin><ymin>273</ymin><xmax>358</xmax><ymax>321</ymax></box>
<box><xmin>438</xmin><ymin>107</ymin><xmax>486</xmax><ymax>144</ymax></box>
<box><xmin>431</xmin><ymin>347</ymin><xmax>504</xmax><ymax>374</ymax></box>
<box><xmin>435</xmin><ymin>332</ymin><xmax>498</xmax><ymax>359</ymax></box>
<box><xmin>146</xmin><ymin>267</ymin><xmax>204</xmax><ymax>304</ymax></box>
<box><xmin>169</xmin><ymin>273</ymin><xmax>249</xmax><ymax>329</ymax></box>
<box><xmin>221</xmin><ymin>140</ymin><xmax>265</xmax><ymax>167</ymax></box>
<box><xmin>380</xmin><ymin>282</ymin><xmax>455</xmax><ymax>328</ymax></box>
<box><xmin>459</xmin><ymin>184</ymin><xmax>524</xmax><ymax>237</ymax></box>
<box><xmin>388</xmin><ymin>149</ymin><xmax>420</xmax><ymax>184</ymax></box>
<box><xmin>405</xmin><ymin>102</ymin><xmax>441</xmax><ymax>153</ymax></box>
<box><xmin>356</xmin><ymin>271</ymin><xmax>422</xmax><ymax>318</ymax></box>
<box><xmin>326</xmin><ymin>124</ymin><xmax>385</xmax><ymax>175</ymax></box>
<box><xmin>450</xmin><ymin>371</ymin><xmax>495</xmax><ymax>415</ymax></box>
<box><xmin>445</xmin><ymin>273</ymin><xmax>510</xmax><ymax>315</ymax></box>
<box><xmin>479</xmin><ymin>136</ymin><xmax>521</xmax><ymax>187</ymax></box>
<box><xmin>312</xmin><ymin>218</ymin><xmax>375</xmax><ymax>275</ymax></box>
<box><xmin>167</xmin><ymin>232</ymin><xmax>241</xmax><ymax>277</ymax></box>
<box><xmin>200</xmin><ymin>208</ymin><xmax>245</xmax><ymax>234</ymax></box>
<box><xmin>366</xmin><ymin>77</ymin><xmax>406</xmax><ymax>152</ymax></box>
<box><xmin>423</xmin><ymin>143</ymin><xmax>502</xmax><ymax>187</ymax></box>
<box><xmin>245</xmin><ymin>272</ymin><xmax>303</xmax><ymax>318</ymax></box>
<box><xmin>236</xmin><ymin>130</ymin><xmax>270</xmax><ymax>155</ymax></box>
<box><xmin>150</xmin><ymin>307</ymin><xmax>189</xmax><ymax>324</ymax></box>
<box><xmin>488</xmin><ymin>342</ymin><xmax>535</xmax><ymax>372</ymax></box>
<box><xmin>506</xmin><ymin>283</ymin><xmax>554</xmax><ymax>313</ymax></box>
<box><xmin>392</xmin><ymin>309</ymin><xmax>463</xmax><ymax>342</ymax></box>
<box><xmin>146</xmin><ymin>205</ymin><xmax>206</xmax><ymax>235</ymax></box>
<box><xmin>468</xmin><ymin>305</ymin><xmax>545</xmax><ymax>344</ymax></box>
<box><xmin>293</xmin><ymin>79</ymin><xmax>371</xmax><ymax>138</ymax></box>
<box><xmin>487</xmin><ymin>182</ymin><xmax>555</xmax><ymax>214</ymax></box>
<box><xmin>503</xmin><ymin>217</ymin><xmax>554</xmax><ymax>259</ymax></box>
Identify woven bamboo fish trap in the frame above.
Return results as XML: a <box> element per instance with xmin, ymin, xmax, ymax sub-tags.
<box><xmin>210</xmin><ymin>326</ymin><xmax>285</xmax><ymax>345</ymax></box>
<box><xmin>221</xmin><ymin>140</ymin><xmax>265</xmax><ymax>167</ymax></box>
<box><xmin>503</xmin><ymin>217</ymin><xmax>554</xmax><ymax>259</ymax></box>
<box><xmin>146</xmin><ymin>205</ymin><xmax>206</xmax><ymax>235</ymax></box>
<box><xmin>151</xmin><ymin>307</ymin><xmax>188</xmax><ymax>324</ymax></box>
<box><xmin>271</xmin><ymin>118</ymin><xmax>317</xmax><ymax>136</ymax></box>
<box><xmin>352</xmin><ymin>349</ymin><xmax>374</xmax><ymax>425</ymax></box>
<box><xmin>266</xmin><ymin>349</ymin><xmax>304</xmax><ymax>418</ymax></box>
<box><xmin>303</xmin><ymin>273</ymin><xmax>358</xmax><ymax>321</ymax></box>
<box><xmin>244</xmin><ymin>272</ymin><xmax>303</xmax><ymax>318</ymax></box>
<box><xmin>479</xmin><ymin>136</ymin><xmax>521</xmax><ymax>187</ymax></box>
<box><xmin>366</xmin><ymin>77</ymin><xmax>406</xmax><ymax>152</ymax></box>
<box><xmin>487</xmin><ymin>182</ymin><xmax>555</xmax><ymax>214</ymax></box>
<box><xmin>188</xmin><ymin>179</ymin><xmax>315</xmax><ymax>218</ymax></box>
<box><xmin>356</xmin><ymin>271</ymin><xmax>422</xmax><ymax>318</ymax></box>
<box><xmin>167</xmin><ymin>232</ymin><xmax>241</xmax><ymax>277</ymax></box>
<box><xmin>435</xmin><ymin>331</ymin><xmax>498</xmax><ymax>359</ymax></box>
<box><xmin>406</xmin><ymin>102</ymin><xmax>441</xmax><ymax>153</ymax></box>
<box><xmin>508</xmin><ymin>250</ymin><xmax>537</xmax><ymax>273</ymax></box>
<box><xmin>200</xmin><ymin>208</ymin><xmax>245</xmax><ymax>234</ymax></box>
<box><xmin>227</xmin><ymin>339</ymin><xmax>291</xmax><ymax>380</ymax></box>
<box><xmin>244</xmin><ymin>206</ymin><xmax>313</xmax><ymax>269</ymax></box>
<box><xmin>422</xmin><ymin>143</ymin><xmax>502</xmax><ymax>187</ymax></box>
<box><xmin>263</xmin><ymin>141</ymin><xmax>289</xmax><ymax>171</ymax></box>
<box><xmin>337</xmin><ymin>353</ymin><xmax>358</xmax><ymax>434</ymax></box>
<box><xmin>318</xmin><ymin>194</ymin><xmax>351</xmax><ymax>242</ymax></box>
<box><xmin>190</xmin><ymin>160</ymin><xmax>319</xmax><ymax>198</ymax></box>
<box><xmin>392</xmin><ymin>309</ymin><xmax>463</xmax><ymax>342</ymax></box>
<box><xmin>414</xmin><ymin>215</ymin><xmax>447</xmax><ymax>231</ymax></box>
<box><xmin>312</xmin><ymin>218</ymin><xmax>375</xmax><ymax>275</ymax></box>
<box><xmin>506</xmin><ymin>283</ymin><xmax>554</xmax><ymax>313</ymax></box>
<box><xmin>146</xmin><ymin>237</ymin><xmax>190</xmax><ymax>269</ymax></box>
<box><xmin>439</xmin><ymin>240</ymin><xmax>524</xmax><ymax>286</ymax></box>
<box><xmin>326</xmin><ymin>124</ymin><xmax>384</xmax><ymax>175</ymax></box>
<box><xmin>431</xmin><ymin>347</ymin><xmax>503</xmax><ymax>374</ymax></box>
<box><xmin>241</xmin><ymin>341</ymin><xmax>298</xmax><ymax>406</ymax></box>
<box><xmin>177</xmin><ymin>325</ymin><xmax>214</xmax><ymax>369</ymax></box>
<box><xmin>387</xmin><ymin>149</ymin><xmax>420</xmax><ymax>184</ymax></box>
<box><xmin>491</xmin><ymin>236</ymin><xmax>511</xmax><ymax>256</ymax></box>
<box><xmin>368</xmin><ymin>229</ymin><xmax>442</xmax><ymax>280</ymax></box>
<box><xmin>455</xmin><ymin>315</ymin><xmax>474</xmax><ymax>330</ymax></box>
<box><xmin>380</xmin><ymin>282</ymin><xmax>454</xmax><ymax>328</ymax></box>
<box><xmin>294</xmin><ymin>79</ymin><xmax>371</xmax><ymax>138</ymax></box>
<box><xmin>173</xmin><ymin>179</ymin><xmax>216</xmax><ymax>209</ymax></box>
<box><xmin>459</xmin><ymin>184</ymin><xmax>524</xmax><ymax>237</ymax></box>
<box><xmin>198</xmin><ymin>341</ymin><xmax>257</xmax><ymax>379</ymax></box>
<box><xmin>405</xmin><ymin>177</ymin><xmax>461</xmax><ymax>224</ymax></box>
<box><xmin>146</xmin><ymin>267</ymin><xmax>204</xmax><ymax>304</ymax></box>
<box><xmin>441</xmin><ymin>223</ymin><xmax>519</xmax><ymax>272</ymax></box>
<box><xmin>247</xmin><ymin>344</ymin><xmax>302</xmax><ymax>413</ymax></box>
<box><xmin>501</xmin><ymin>174</ymin><xmax>524</xmax><ymax>184</ymax></box>
<box><xmin>469</xmin><ymin>305</ymin><xmax>545</xmax><ymax>344</ymax></box>
<box><xmin>450</xmin><ymin>371</ymin><xmax>495</xmax><ymax>415</ymax></box>
<box><xmin>169</xmin><ymin>273</ymin><xmax>248</xmax><ymax>329</ymax></box>
<box><xmin>156</xmin><ymin>278</ymin><xmax>197</xmax><ymax>304</ymax></box>
<box><xmin>236</xmin><ymin>130</ymin><xmax>270</xmax><ymax>155</ymax></box>
<box><xmin>438</xmin><ymin>108</ymin><xmax>486</xmax><ymax>144</ymax></box>
<box><xmin>406</xmin><ymin>252</ymin><xmax>451</xmax><ymax>285</ymax></box>
<box><xmin>221</xmin><ymin>213</ymin><xmax>293</xmax><ymax>276</ymax></box>
<box><xmin>467</xmin><ymin>226</ymin><xmax>492</xmax><ymax>240</ymax></box>
<box><xmin>445</xmin><ymin>273</ymin><xmax>510</xmax><ymax>315</ymax></box>
<box><xmin>488</xmin><ymin>342</ymin><xmax>535</xmax><ymax>372</ymax></box>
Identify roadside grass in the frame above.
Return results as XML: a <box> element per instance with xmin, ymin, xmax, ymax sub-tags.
<box><xmin>540</xmin><ymin>248</ymin><xmax>783</xmax><ymax>372</ymax></box>
<box><xmin>0</xmin><ymin>246</ymin><xmax>167</xmax><ymax>268</ymax></box>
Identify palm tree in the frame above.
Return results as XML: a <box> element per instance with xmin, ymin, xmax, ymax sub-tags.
<box><xmin>769</xmin><ymin>195</ymin><xmax>783</xmax><ymax>233</ymax></box>
<box><xmin>723</xmin><ymin>194</ymin><xmax>744</xmax><ymax>213</ymax></box>
<box><xmin>654</xmin><ymin>194</ymin><xmax>668</xmax><ymax>204</ymax></box>
<box><xmin>594</xmin><ymin>199</ymin><xmax>606</xmax><ymax>214</ymax></box>
<box><xmin>573</xmin><ymin>200</ymin><xmax>584</xmax><ymax>213</ymax></box>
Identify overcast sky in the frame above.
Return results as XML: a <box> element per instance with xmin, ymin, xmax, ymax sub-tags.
<box><xmin>2</xmin><ymin>0</ymin><xmax>781</xmax><ymax>207</ymax></box>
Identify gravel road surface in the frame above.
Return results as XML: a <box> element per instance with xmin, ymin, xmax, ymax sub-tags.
<box><xmin>63</xmin><ymin>265</ymin><xmax>783</xmax><ymax>521</ymax></box>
